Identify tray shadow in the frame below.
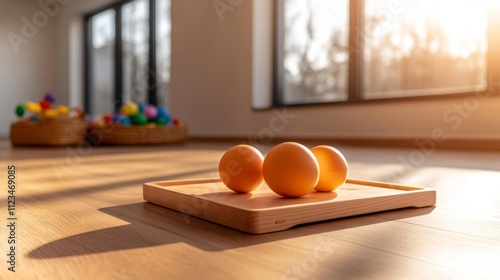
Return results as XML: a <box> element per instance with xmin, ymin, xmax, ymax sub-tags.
<box><xmin>28</xmin><ymin>202</ymin><xmax>435</xmax><ymax>259</ymax></box>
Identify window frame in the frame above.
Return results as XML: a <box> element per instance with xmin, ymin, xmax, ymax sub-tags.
<box><xmin>84</xmin><ymin>0</ymin><xmax>161</xmax><ymax>114</ymax></box>
<box><xmin>273</xmin><ymin>0</ymin><xmax>500</xmax><ymax>108</ymax></box>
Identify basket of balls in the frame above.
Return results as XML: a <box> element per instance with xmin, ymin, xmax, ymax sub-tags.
<box><xmin>87</xmin><ymin>102</ymin><xmax>188</xmax><ymax>145</ymax></box>
<box><xmin>10</xmin><ymin>93</ymin><xmax>87</xmax><ymax>146</ymax></box>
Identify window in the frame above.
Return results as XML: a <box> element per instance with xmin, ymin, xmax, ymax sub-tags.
<box><xmin>85</xmin><ymin>0</ymin><xmax>171</xmax><ymax>118</ymax></box>
<box><xmin>275</xmin><ymin>0</ymin><xmax>496</xmax><ymax>106</ymax></box>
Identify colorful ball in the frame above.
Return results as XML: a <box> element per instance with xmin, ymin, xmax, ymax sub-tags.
<box><xmin>155</xmin><ymin>116</ymin><xmax>168</xmax><ymax>125</ymax></box>
<box><xmin>31</xmin><ymin>115</ymin><xmax>41</xmax><ymax>122</ymax></box>
<box><xmin>120</xmin><ymin>117</ymin><xmax>132</xmax><ymax>126</ymax></box>
<box><xmin>120</xmin><ymin>103</ymin><xmax>139</xmax><ymax>116</ymax></box>
<box><xmin>71</xmin><ymin>108</ymin><xmax>85</xmax><ymax>119</ymax></box>
<box><xmin>138</xmin><ymin>103</ymin><xmax>147</xmax><ymax>113</ymax></box>
<box><xmin>43</xmin><ymin>109</ymin><xmax>59</xmax><ymax>118</ymax></box>
<box><xmin>157</xmin><ymin>107</ymin><xmax>171</xmax><ymax>124</ymax></box>
<box><xmin>57</xmin><ymin>105</ymin><xmax>70</xmax><ymax>115</ymax></box>
<box><xmin>25</xmin><ymin>101</ymin><xmax>42</xmax><ymax>114</ymax></box>
<box><xmin>44</xmin><ymin>93</ymin><xmax>56</xmax><ymax>103</ymax></box>
<box><xmin>15</xmin><ymin>104</ymin><xmax>25</xmax><ymax>117</ymax></box>
<box><xmin>144</xmin><ymin>105</ymin><xmax>158</xmax><ymax>120</ymax></box>
<box><xmin>102</xmin><ymin>114</ymin><xmax>113</xmax><ymax>124</ymax></box>
<box><xmin>173</xmin><ymin>118</ymin><xmax>181</xmax><ymax>127</ymax></box>
<box><xmin>112</xmin><ymin>113</ymin><xmax>121</xmax><ymax>123</ymax></box>
<box><xmin>131</xmin><ymin>113</ymin><xmax>148</xmax><ymax>125</ymax></box>
<box><xmin>40</xmin><ymin>100</ymin><xmax>51</xmax><ymax>110</ymax></box>
<box><xmin>158</xmin><ymin>107</ymin><xmax>170</xmax><ymax>119</ymax></box>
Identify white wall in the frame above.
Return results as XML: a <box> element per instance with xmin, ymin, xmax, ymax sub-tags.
<box><xmin>53</xmin><ymin>0</ymin><xmax>116</xmax><ymax>108</ymax></box>
<box><xmin>0</xmin><ymin>0</ymin><xmax>56</xmax><ymax>137</ymax></box>
<box><xmin>171</xmin><ymin>0</ymin><xmax>500</xmax><ymax>141</ymax></box>
<box><xmin>48</xmin><ymin>0</ymin><xmax>500</xmax><ymax>142</ymax></box>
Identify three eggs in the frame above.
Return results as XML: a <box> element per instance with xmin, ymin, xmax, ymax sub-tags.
<box><xmin>218</xmin><ymin>142</ymin><xmax>348</xmax><ymax>197</ymax></box>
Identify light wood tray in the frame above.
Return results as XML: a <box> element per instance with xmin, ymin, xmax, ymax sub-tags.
<box><xmin>143</xmin><ymin>178</ymin><xmax>436</xmax><ymax>234</ymax></box>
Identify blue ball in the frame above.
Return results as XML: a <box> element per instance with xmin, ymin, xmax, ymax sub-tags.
<box><xmin>157</xmin><ymin>107</ymin><xmax>171</xmax><ymax>124</ymax></box>
<box><xmin>138</xmin><ymin>103</ymin><xmax>147</xmax><ymax>113</ymax></box>
<box><xmin>120</xmin><ymin>117</ymin><xmax>132</xmax><ymax>126</ymax></box>
<box><xmin>44</xmin><ymin>92</ymin><xmax>56</xmax><ymax>103</ymax></box>
<box><xmin>31</xmin><ymin>115</ymin><xmax>41</xmax><ymax>123</ymax></box>
<box><xmin>112</xmin><ymin>113</ymin><xmax>121</xmax><ymax>123</ymax></box>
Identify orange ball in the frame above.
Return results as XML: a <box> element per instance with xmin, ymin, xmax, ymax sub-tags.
<box><xmin>311</xmin><ymin>146</ymin><xmax>349</xmax><ymax>192</ymax></box>
<box><xmin>218</xmin><ymin>145</ymin><xmax>264</xmax><ymax>193</ymax></box>
<box><xmin>263</xmin><ymin>142</ymin><xmax>319</xmax><ymax>197</ymax></box>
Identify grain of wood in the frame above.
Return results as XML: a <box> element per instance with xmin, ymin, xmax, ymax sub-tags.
<box><xmin>143</xmin><ymin>178</ymin><xmax>435</xmax><ymax>234</ymax></box>
<box><xmin>1</xmin><ymin>140</ymin><xmax>499</xmax><ymax>280</ymax></box>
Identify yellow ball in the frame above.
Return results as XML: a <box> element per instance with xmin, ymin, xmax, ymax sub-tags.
<box><xmin>43</xmin><ymin>109</ymin><xmax>59</xmax><ymax>118</ymax></box>
<box><xmin>57</xmin><ymin>105</ymin><xmax>70</xmax><ymax>115</ymax></box>
<box><xmin>25</xmin><ymin>101</ymin><xmax>42</xmax><ymax>114</ymax></box>
<box><xmin>120</xmin><ymin>103</ymin><xmax>138</xmax><ymax>116</ymax></box>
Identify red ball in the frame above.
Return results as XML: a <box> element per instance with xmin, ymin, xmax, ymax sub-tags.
<box><xmin>40</xmin><ymin>100</ymin><xmax>51</xmax><ymax>110</ymax></box>
<box><xmin>173</xmin><ymin>118</ymin><xmax>181</xmax><ymax>127</ymax></box>
<box><xmin>75</xmin><ymin>108</ymin><xmax>84</xmax><ymax>119</ymax></box>
<box><xmin>102</xmin><ymin>114</ymin><xmax>113</xmax><ymax>124</ymax></box>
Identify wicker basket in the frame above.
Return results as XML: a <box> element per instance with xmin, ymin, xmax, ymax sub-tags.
<box><xmin>87</xmin><ymin>125</ymin><xmax>188</xmax><ymax>145</ymax></box>
<box><xmin>10</xmin><ymin>117</ymin><xmax>87</xmax><ymax>146</ymax></box>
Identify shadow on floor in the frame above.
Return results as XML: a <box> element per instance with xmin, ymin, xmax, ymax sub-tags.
<box><xmin>28</xmin><ymin>201</ymin><xmax>435</xmax><ymax>259</ymax></box>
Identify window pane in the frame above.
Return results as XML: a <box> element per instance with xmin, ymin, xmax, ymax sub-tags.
<box><xmin>122</xmin><ymin>0</ymin><xmax>149</xmax><ymax>104</ymax></box>
<box><xmin>282</xmin><ymin>0</ymin><xmax>349</xmax><ymax>104</ymax></box>
<box><xmin>90</xmin><ymin>10</ymin><xmax>115</xmax><ymax>119</ymax></box>
<box><xmin>156</xmin><ymin>0</ymin><xmax>171</xmax><ymax>108</ymax></box>
<box><xmin>363</xmin><ymin>0</ymin><xmax>488</xmax><ymax>99</ymax></box>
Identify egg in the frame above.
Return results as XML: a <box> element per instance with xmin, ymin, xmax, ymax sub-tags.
<box><xmin>218</xmin><ymin>145</ymin><xmax>265</xmax><ymax>193</ymax></box>
<box><xmin>311</xmin><ymin>145</ymin><xmax>349</xmax><ymax>192</ymax></box>
<box><xmin>263</xmin><ymin>142</ymin><xmax>319</xmax><ymax>197</ymax></box>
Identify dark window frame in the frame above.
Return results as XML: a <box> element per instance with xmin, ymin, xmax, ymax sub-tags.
<box><xmin>84</xmin><ymin>0</ymin><xmax>160</xmax><ymax>114</ymax></box>
<box><xmin>273</xmin><ymin>0</ymin><xmax>500</xmax><ymax>108</ymax></box>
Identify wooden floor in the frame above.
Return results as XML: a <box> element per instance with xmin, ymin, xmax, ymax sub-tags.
<box><xmin>1</xmin><ymin>139</ymin><xmax>500</xmax><ymax>280</ymax></box>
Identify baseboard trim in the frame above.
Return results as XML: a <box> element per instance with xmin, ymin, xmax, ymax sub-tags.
<box><xmin>189</xmin><ymin>136</ymin><xmax>500</xmax><ymax>151</ymax></box>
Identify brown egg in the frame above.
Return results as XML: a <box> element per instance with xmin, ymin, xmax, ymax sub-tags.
<box><xmin>311</xmin><ymin>145</ymin><xmax>349</xmax><ymax>192</ymax></box>
<box><xmin>263</xmin><ymin>142</ymin><xmax>319</xmax><ymax>197</ymax></box>
<box><xmin>218</xmin><ymin>145</ymin><xmax>264</xmax><ymax>193</ymax></box>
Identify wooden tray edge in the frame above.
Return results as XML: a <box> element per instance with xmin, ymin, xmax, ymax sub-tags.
<box><xmin>143</xmin><ymin>178</ymin><xmax>436</xmax><ymax>234</ymax></box>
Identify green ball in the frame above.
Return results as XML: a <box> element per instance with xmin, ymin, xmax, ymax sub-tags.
<box><xmin>15</xmin><ymin>104</ymin><xmax>25</xmax><ymax>117</ymax></box>
<box><xmin>155</xmin><ymin>116</ymin><xmax>168</xmax><ymax>125</ymax></box>
<box><xmin>131</xmin><ymin>113</ymin><xmax>148</xmax><ymax>125</ymax></box>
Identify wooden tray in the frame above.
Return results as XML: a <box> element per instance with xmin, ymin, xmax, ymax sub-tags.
<box><xmin>143</xmin><ymin>178</ymin><xmax>436</xmax><ymax>234</ymax></box>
